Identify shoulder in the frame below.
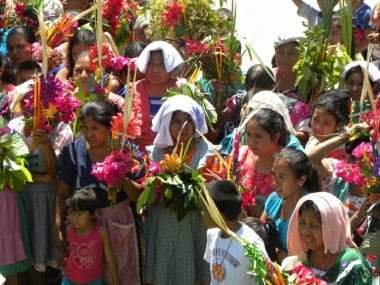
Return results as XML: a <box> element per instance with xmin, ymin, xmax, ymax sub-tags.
<box><xmin>265</xmin><ymin>192</ymin><xmax>282</xmax><ymax>211</ymax></box>
<box><xmin>239</xmin><ymin>223</ymin><xmax>269</xmax><ymax>257</ymax></box>
<box><xmin>207</xmin><ymin>228</ymin><xmax>221</xmax><ymax>240</ymax></box>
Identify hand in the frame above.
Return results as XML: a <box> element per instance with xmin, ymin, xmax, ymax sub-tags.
<box><xmin>367</xmin><ymin>31</ymin><xmax>380</xmax><ymax>44</ymax></box>
<box><xmin>31</xmin><ymin>129</ymin><xmax>50</xmax><ymax>145</ymax></box>
<box><xmin>357</xmin><ymin>200</ymin><xmax>372</xmax><ymax>219</ymax></box>
<box><xmin>211</xmin><ymin>79</ymin><xmax>226</xmax><ymax>94</ymax></box>
<box><xmin>53</xmin><ymin>226</ymin><xmax>68</xmax><ymax>254</ymax></box>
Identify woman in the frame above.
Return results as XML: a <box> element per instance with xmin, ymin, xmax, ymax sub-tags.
<box><xmin>144</xmin><ymin>95</ymin><xmax>210</xmax><ymax>285</ymax></box>
<box><xmin>54</xmin><ymin>101</ymin><xmax>144</xmax><ymax>285</ymax></box>
<box><xmin>133</xmin><ymin>40</ymin><xmax>184</xmax><ymax>151</ymax></box>
<box><xmin>287</xmin><ymin>192</ymin><xmax>372</xmax><ymax>284</ymax></box>
<box><xmin>6</xmin><ymin>26</ymin><xmax>35</xmax><ymax>65</ymax></box>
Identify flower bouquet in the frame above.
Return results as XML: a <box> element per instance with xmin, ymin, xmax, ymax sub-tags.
<box><xmin>23</xmin><ymin>74</ymin><xmax>80</xmax><ymax>133</ymax></box>
<box><xmin>335</xmin><ymin>141</ymin><xmax>380</xmax><ymax>202</ymax></box>
<box><xmin>0</xmin><ymin>117</ymin><xmax>32</xmax><ymax>191</ymax></box>
<box><xmin>136</xmin><ymin>136</ymin><xmax>204</xmax><ymax>221</ymax></box>
<box><xmin>91</xmin><ymin>141</ymin><xmax>142</xmax><ymax>203</ymax></box>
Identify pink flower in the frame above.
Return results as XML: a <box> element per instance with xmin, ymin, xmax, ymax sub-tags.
<box><xmin>290</xmin><ymin>101</ymin><xmax>309</xmax><ymax>126</ymax></box>
<box><xmin>241</xmin><ymin>191</ymin><xmax>255</xmax><ymax>212</ymax></box>
<box><xmin>148</xmin><ymin>162</ymin><xmax>162</xmax><ymax>176</ymax></box>
<box><xmin>292</xmin><ymin>262</ymin><xmax>327</xmax><ymax>285</ymax></box>
<box><xmin>161</xmin><ymin>3</ymin><xmax>183</xmax><ymax>27</ymax></box>
<box><xmin>352</xmin><ymin>142</ymin><xmax>372</xmax><ymax>160</ymax></box>
<box><xmin>32</xmin><ymin>42</ymin><xmax>42</xmax><ymax>61</ymax></box>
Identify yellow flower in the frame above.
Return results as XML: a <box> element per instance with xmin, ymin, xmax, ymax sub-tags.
<box><xmin>42</xmin><ymin>103</ymin><xmax>58</xmax><ymax>121</ymax></box>
<box><xmin>369</xmin><ymin>176</ymin><xmax>377</xmax><ymax>186</ymax></box>
<box><xmin>160</xmin><ymin>153</ymin><xmax>182</xmax><ymax>173</ymax></box>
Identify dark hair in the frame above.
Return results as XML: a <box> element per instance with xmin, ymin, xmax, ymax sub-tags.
<box><xmin>242</xmin><ymin>217</ymin><xmax>279</xmax><ymax>261</ymax></box>
<box><xmin>67</xmin><ymin>29</ymin><xmax>96</xmax><ymax>78</ymax></box>
<box><xmin>66</xmin><ymin>188</ymin><xmax>98</xmax><ymax>213</ymax></box>
<box><xmin>206</xmin><ymin>180</ymin><xmax>242</xmax><ymax>221</ymax></box>
<box><xmin>245</xmin><ymin>64</ymin><xmax>275</xmax><ymax>92</ymax></box>
<box><xmin>79</xmin><ymin>100</ymin><xmax>118</xmax><ymax>128</ymax></box>
<box><xmin>15</xmin><ymin>60</ymin><xmax>42</xmax><ymax>74</ymax></box>
<box><xmin>274</xmin><ymin>149</ymin><xmax>320</xmax><ymax>193</ymax></box>
<box><xmin>298</xmin><ymin>200</ymin><xmax>321</xmax><ymax>221</ymax></box>
<box><xmin>0</xmin><ymin>61</ymin><xmax>17</xmax><ymax>85</ymax></box>
<box><xmin>124</xmin><ymin>41</ymin><xmax>147</xmax><ymax>58</ymax></box>
<box><xmin>7</xmin><ymin>26</ymin><xmax>36</xmax><ymax>45</ymax></box>
<box><xmin>249</xmin><ymin>108</ymin><xmax>289</xmax><ymax>146</ymax></box>
<box><xmin>344</xmin><ymin>65</ymin><xmax>364</xmax><ymax>82</ymax></box>
<box><xmin>311</xmin><ymin>90</ymin><xmax>350</xmax><ymax>126</ymax></box>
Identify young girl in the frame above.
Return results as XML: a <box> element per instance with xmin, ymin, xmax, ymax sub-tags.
<box><xmin>133</xmin><ymin>40</ymin><xmax>184</xmax><ymax>151</ymax></box>
<box><xmin>63</xmin><ymin>188</ymin><xmax>119</xmax><ymax>285</ymax></box>
<box><xmin>55</xmin><ymin>101</ymin><xmax>143</xmax><ymax>285</ymax></box>
<box><xmin>305</xmin><ymin>91</ymin><xmax>351</xmax><ymax>191</ymax></box>
<box><xmin>6</xmin><ymin>26</ymin><xmax>35</xmax><ymax>65</ymax></box>
<box><xmin>144</xmin><ymin>95</ymin><xmax>210</xmax><ymax>285</ymax></box>
<box><xmin>239</xmin><ymin>107</ymin><xmax>290</xmax><ymax>217</ymax></box>
<box><xmin>341</xmin><ymin>61</ymin><xmax>380</xmax><ymax>123</ymax></box>
<box><xmin>287</xmin><ymin>192</ymin><xmax>373</xmax><ymax>284</ymax></box>
<box><xmin>261</xmin><ymin>149</ymin><xmax>320</xmax><ymax>262</ymax></box>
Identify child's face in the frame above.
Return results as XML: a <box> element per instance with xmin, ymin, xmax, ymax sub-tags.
<box><xmin>246</xmin><ymin>118</ymin><xmax>279</xmax><ymax>156</ymax></box>
<box><xmin>345</xmin><ymin>71</ymin><xmax>364</xmax><ymax>101</ymax></box>
<box><xmin>169</xmin><ymin>111</ymin><xmax>195</xmax><ymax>146</ymax></box>
<box><xmin>311</xmin><ymin>107</ymin><xmax>339</xmax><ymax>142</ymax></box>
<box><xmin>68</xmin><ymin>208</ymin><xmax>93</xmax><ymax>232</ymax></box>
<box><xmin>328</xmin><ymin>22</ymin><xmax>343</xmax><ymax>45</ymax></box>
<box><xmin>145</xmin><ymin>51</ymin><xmax>171</xmax><ymax>85</ymax></box>
<box><xmin>298</xmin><ymin>209</ymin><xmax>324</xmax><ymax>253</ymax></box>
<box><xmin>17</xmin><ymin>69</ymin><xmax>38</xmax><ymax>85</ymax></box>
<box><xmin>272</xmin><ymin>159</ymin><xmax>306</xmax><ymax>199</ymax></box>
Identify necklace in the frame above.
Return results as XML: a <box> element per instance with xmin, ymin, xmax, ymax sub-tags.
<box><xmin>212</xmin><ymin>234</ymin><xmax>233</xmax><ymax>282</ymax></box>
<box><xmin>310</xmin><ymin>251</ymin><xmax>331</xmax><ymax>279</ymax></box>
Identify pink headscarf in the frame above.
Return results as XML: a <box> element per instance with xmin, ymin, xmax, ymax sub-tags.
<box><xmin>287</xmin><ymin>192</ymin><xmax>352</xmax><ymax>260</ymax></box>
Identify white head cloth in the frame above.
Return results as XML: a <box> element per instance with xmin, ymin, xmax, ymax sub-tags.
<box><xmin>151</xmin><ymin>95</ymin><xmax>208</xmax><ymax>147</ymax></box>
<box><xmin>341</xmin><ymin>60</ymin><xmax>380</xmax><ymax>82</ymax></box>
<box><xmin>239</xmin><ymin>90</ymin><xmax>296</xmax><ymax>134</ymax></box>
<box><xmin>136</xmin><ymin>40</ymin><xmax>184</xmax><ymax>74</ymax></box>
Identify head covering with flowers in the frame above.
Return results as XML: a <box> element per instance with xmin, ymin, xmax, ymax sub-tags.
<box><xmin>287</xmin><ymin>192</ymin><xmax>353</xmax><ymax>260</ymax></box>
<box><xmin>151</xmin><ymin>94</ymin><xmax>207</xmax><ymax>147</ymax></box>
<box><xmin>241</xmin><ymin>90</ymin><xmax>296</xmax><ymax>134</ymax></box>
<box><xmin>136</xmin><ymin>40</ymin><xmax>184</xmax><ymax>74</ymax></box>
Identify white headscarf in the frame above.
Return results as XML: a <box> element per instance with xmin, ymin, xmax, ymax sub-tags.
<box><xmin>151</xmin><ymin>95</ymin><xmax>208</xmax><ymax>147</ymax></box>
<box><xmin>341</xmin><ymin>60</ymin><xmax>380</xmax><ymax>82</ymax></box>
<box><xmin>136</xmin><ymin>41</ymin><xmax>184</xmax><ymax>74</ymax></box>
<box><xmin>239</xmin><ymin>90</ymin><xmax>296</xmax><ymax>134</ymax></box>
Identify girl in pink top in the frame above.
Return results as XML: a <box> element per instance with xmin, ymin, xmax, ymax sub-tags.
<box><xmin>62</xmin><ymin>188</ymin><xmax>119</xmax><ymax>285</ymax></box>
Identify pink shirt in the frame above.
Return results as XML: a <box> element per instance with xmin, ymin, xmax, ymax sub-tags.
<box><xmin>64</xmin><ymin>223</ymin><xmax>104</xmax><ymax>283</ymax></box>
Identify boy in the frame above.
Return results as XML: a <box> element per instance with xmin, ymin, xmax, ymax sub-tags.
<box><xmin>14</xmin><ymin>60</ymin><xmax>41</xmax><ymax>85</ymax></box>
<box><xmin>203</xmin><ymin>180</ymin><xmax>269</xmax><ymax>285</ymax></box>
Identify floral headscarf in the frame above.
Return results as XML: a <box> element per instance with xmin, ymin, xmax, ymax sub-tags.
<box><xmin>287</xmin><ymin>192</ymin><xmax>352</xmax><ymax>260</ymax></box>
<box><xmin>151</xmin><ymin>95</ymin><xmax>208</xmax><ymax>147</ymax></box>
<box><xmin>136</xmin><ymin>40</ymin><xmax>184</xmax><ymax>74</ymax></box>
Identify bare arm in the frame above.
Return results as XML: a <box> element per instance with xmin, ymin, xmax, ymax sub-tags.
<box><xmin>100</xmin><ymin>227</ymin><xmax>120</xmax><ymax>285</ymax></box>
<box><xmin>121</xmin><ymin>177</ymin><xmax>142</xmax><ymax>202</ymax></box>
<box><xmin>53</xmin><ymin>179</ymin><xmax>72</xmax><ymax>252</ymax></box>
<box><xmin>31</xmin><ymin>129</ymin><xmax>57</xmax><ymax>183</ymax></box>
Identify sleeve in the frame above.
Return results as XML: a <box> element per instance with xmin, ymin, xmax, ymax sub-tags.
<box><xmin>264</xmin><ymin>192</ymin><xmax>280</xmax><ymax>217</ymax></box>
<box><xmin>297</xmin><ymin>2</ymin><xmax>320</xmax><ymax>26</ymax></box>
<box><xmin>57</xmin><ymin>143</ymin><xmax>77</xmax><ymax>185</ymax></box>
<box><xmin>335</xmin><ymin>256</ymin><xmax>373</xmax><ymax>285</ymax></box>
<box><xmin>361</xmin><ymin>8</ymin><xmax>373</xmax><ymax>30</ymax></box>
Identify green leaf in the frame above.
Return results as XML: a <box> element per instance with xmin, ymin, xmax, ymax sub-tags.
<box><xmin>136</xmin><ymin>184</ymin><xmax>156</xmax><ymax>213</ymax></box>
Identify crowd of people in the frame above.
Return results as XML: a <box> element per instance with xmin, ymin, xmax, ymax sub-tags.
<box><xmin>0</xmin><ymin>0</ymin><xmax>379</xmax><ymax>284</ymax></box>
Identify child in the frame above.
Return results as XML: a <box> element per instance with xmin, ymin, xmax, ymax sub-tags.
<box><xmin>288</xmin><ymin>192</ymin><xmax>373</xmax><ymax>284</ymax></box>
<box><xmin>63</xmin><ymin>188</ymin><xmax>119</xmax><ymax>285</ymax></box>
<box><xmin>305</xmin><ymin>91</ymin><xmax>351</xmax><ymax>191</ymax></box>
<box><xmin>14</xmin><ymin>60</ymin><xmax>41</xmax><ymax>85</ymax></box>
<box><xmin>203</xmin><ymin>180</ymin><xmax>269</xmax><ymax>285</ymax></box>
<box><xmin>261</xmin><ymin>148</ymin><xmax>320</xmax><ymax>262</ymax></box>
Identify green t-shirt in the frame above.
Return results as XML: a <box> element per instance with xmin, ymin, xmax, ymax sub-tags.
<box><xmin>305</xmin><ymin>248</ymin><xmax>372</xmax><ymax>284</ymax></box>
